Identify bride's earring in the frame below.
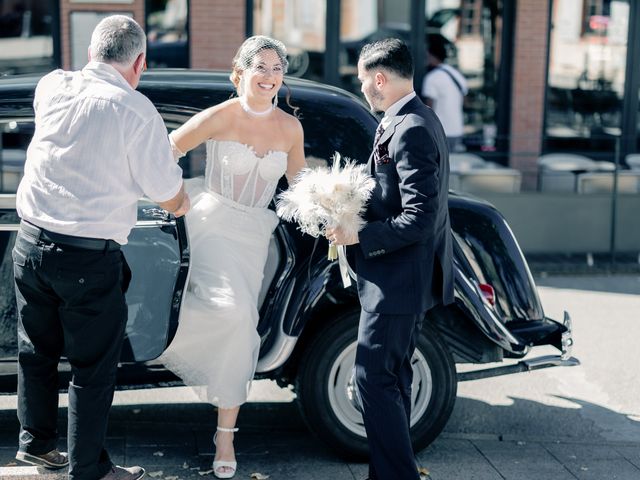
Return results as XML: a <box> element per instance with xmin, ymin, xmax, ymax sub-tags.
<box><xmin>272</xmin><ymin>94</ymin><xmax>278</xmax><ymax>109</ymax></box>
<box><xmin>238</xmin><ymin>75</ymin><xmax>245</xmax><ymax>97</ymax></box>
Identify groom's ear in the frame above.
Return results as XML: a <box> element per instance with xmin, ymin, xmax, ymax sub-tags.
<box><xmin>374</xmin><ymin>71</ymin><xmax>386</xmax><ymax>89</ymax></box>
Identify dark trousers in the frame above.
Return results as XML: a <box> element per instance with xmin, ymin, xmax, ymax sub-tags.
<box><xmin>355</xmin><ymin>310</ymin><xmax>423</xmax><ymax>480</ymax></box>
<box><xmin>13</xmin><ymin>227</ymin><xmax>130</xmax><ymax>480</ymax></box>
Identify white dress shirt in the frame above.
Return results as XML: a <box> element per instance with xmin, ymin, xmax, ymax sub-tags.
<box><xmin>381</xmin><ymin>91</ymin><xmax>417</xmax><ymax>130</ymax></box>
<box><xmin>17</xmin><ymin>61</ymin><xmax>183</xmax><ymax>244</ymax></box>
<box><xmin>421</xmin><ymin>65</ymin><xmax>467</xmax><ymax>137</ymax></box>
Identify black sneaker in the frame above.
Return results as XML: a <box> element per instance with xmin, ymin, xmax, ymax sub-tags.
<box><xmin>99</xmin><ymin>465</ymin><xmax>146</xmax><ymax>480</ymax></box>
<box><xmin>15</xmin><ymin>449</ymin><xmax>69</xmax><ymax>469</ymax></box>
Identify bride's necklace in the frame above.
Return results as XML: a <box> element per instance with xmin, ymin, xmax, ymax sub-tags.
<box><xmin>239</xmin><ymin>96</ymin><xmax>274</xmax><ymax>117</ymax></box>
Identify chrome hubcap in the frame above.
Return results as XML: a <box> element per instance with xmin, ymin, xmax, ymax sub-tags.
<box><xmin>327</xmin><ymin>340</ymin><xmax>433</xmax><ymax>437</ymax></box>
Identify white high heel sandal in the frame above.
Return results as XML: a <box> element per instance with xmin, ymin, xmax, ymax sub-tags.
<box><xmin>213</xmin><ymin>426</ymin><xmax>239</xmax><ymax>479</ymax></box>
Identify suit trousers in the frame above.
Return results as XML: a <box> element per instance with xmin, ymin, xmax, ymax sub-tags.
<box><xmin>355</xmin><ymin>310</ymin><xmax>423</xmax><ymax>480</ymax></box>
<box><xmin>13</xmin><ymin>227</ymin><xmax>130</xmax><ymax>480</ymax></box>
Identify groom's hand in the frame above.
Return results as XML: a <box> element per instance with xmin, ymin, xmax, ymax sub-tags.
<box><xmin>326</xmin><ymin>226</ymin><xmax>359</xmax><ymax>246</ymax></box>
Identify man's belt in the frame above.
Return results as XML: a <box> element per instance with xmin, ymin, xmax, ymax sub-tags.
<box><xmin>20</xmin><ymin>221</ymin><xmax>121</xmax><ymax>251</ymax></box>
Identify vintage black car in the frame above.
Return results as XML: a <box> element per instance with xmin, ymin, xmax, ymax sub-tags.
<box><xmin>0</xmin><ymin>70</ymin><xmax>578</xmax><ymax>458</ymax></box>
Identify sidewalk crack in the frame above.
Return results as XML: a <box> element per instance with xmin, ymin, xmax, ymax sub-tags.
<box><xmin>540</xmin><ymin>443</ymin><xmax>580</xmax><ymax>479</ymax></box>
<box><xmin>470</xmin><ymin>439</ymin><xmax>507</xmax><ymax>480</ymax></box>
<box><xmin>612</xmin><ymin>446</ymin><xmax>640</xmax><ymax>472</ymax></box>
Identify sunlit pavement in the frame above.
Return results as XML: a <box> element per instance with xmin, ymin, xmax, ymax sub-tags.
<box><xmin>1</xmin><ymin>275</ymin><xmax>639</xmax><ymax>479</ymax></box>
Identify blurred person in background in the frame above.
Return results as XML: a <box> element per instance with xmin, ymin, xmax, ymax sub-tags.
<box><xmin>421</xmin><ymin>34</ymin><xmax>468</xmax><ymax>153</ymax></box>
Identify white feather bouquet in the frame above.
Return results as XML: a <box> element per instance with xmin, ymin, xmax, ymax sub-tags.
<box><xmin>276</xmin><ymin>153</ymin><xmax>375</xmax><ymax>286</ymax></box>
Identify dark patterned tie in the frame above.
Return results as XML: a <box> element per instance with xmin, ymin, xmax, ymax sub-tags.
<box><xmin>373</xmin><ymin>122</ymin><xmax>385</xmax><ymax>147</ymax></box>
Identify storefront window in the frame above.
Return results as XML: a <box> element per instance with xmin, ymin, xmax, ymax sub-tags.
<box><xmin>337</xmin><ymin>0</ymin><xmax>411</xmax><ymax>93</ymax></box>
<box><xmin>252</xmin><ymin>0</ymin><xmax>326</xmax><ymax>82</ymax></box>
<box><xmin>338</xmin><ymin>0</ymin><xmax>504</xmax><ymax>155</ymax></box>
<box><xmin>0</xmin><ymin>0</ymin><xmax>56</xmax><ymax>75</ymax></box>
<box><xmin>251</xmin><ymin>0</ymin><xmax>505</xmax><ymax>157</ymax></box>
<box><xmin>146</xmin><ymin>0</ymin><xmax>189</xmax><ymax>68</ymax></box>
<box><xmin>544</xmin><ymin>0</ymin><xmax>629</xmax><ymax>160</ymax></box>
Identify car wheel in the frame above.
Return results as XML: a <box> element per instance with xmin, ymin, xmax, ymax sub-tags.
<box><xmin>296</xmin><ymin>311</ymin><xmax>457</xmax><ymax>459</ymax></box>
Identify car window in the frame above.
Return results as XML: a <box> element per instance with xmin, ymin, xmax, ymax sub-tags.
<box><xmin>181</xmin><ymin>142</ymin><xmax>206</xmax><ymax>178</ymax></box>
<box><xmin>159</xmin><ymin>92</ymin><xmax>375</xmax><ymax>178</ymax></box>
<box><xmin>0</xmin><ymin>120</ymin><xmax>32</xmax><ymax>193</ymax></box>
<box><xmin>161</xmin><ymin>119</ymin><xmax>206</xmax><ymax>179</ymax></box>
<box><xmin>295</xmin><ymin>97</ymin><xmax>374</xmax><ymax>168</ymax></box>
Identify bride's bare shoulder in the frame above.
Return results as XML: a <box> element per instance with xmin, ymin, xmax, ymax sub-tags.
<box><xmin>201</xmin><ymin>98</ymin><xmax>240</xmax><ymax>120</ymax></box>
<box><xmin>277</xmin><ymin>109</ymin><xmax>304</xmax><ymax>139</ymax></box>
<box><xmin>195</xmin><ymin>98</ymin><xmax>242</xmax><ymax>134</ymax></box>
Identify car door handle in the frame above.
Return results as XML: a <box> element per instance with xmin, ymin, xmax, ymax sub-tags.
<box><xmin>138</xmin><ymin>207</ymin><xmax>175</xmax><ymax>227</ymax></box>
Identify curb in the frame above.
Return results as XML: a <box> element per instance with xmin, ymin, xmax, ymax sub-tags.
<box><xmin>0</xmin><ymin>466</ymin><xmax>68</xmax><ymax>479</ymax></box>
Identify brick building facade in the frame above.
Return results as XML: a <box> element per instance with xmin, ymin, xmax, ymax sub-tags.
<box><xmin>510</xmin><ymin>0</ymin><xmax>550</xmax><ymax>187</ymax></box>
<box><xmin>58</xmin><ymin>0</ymin><xmax>246</xmax><ymax>71</ymax></box>
<box><xmin>6</xmin><ymin>0</ymin><xmax>631</xmax><ymax>186</ymax></box>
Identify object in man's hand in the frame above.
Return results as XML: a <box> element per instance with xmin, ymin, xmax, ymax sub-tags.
<box><xmin>276</xmin><ymin>152</ymin><xmax>374</xmax><ymax>285</ymax></box>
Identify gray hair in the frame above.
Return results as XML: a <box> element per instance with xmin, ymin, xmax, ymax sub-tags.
<box><xmin>90</xmin><ymin>15</ymin><xmax>146</xmax><ymax>66</ymax></box>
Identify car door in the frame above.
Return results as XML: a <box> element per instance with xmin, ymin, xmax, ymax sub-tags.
<box><xmin>0</xmin><ymin>114</ymin><xmax>189</xmax><ymax>368</ymax></box>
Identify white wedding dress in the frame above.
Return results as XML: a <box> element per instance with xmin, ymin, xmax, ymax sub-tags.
<box><xmin>161</xmin><ymin>139</ymin><xmax>287</xmax><ymax>408</ymax></box>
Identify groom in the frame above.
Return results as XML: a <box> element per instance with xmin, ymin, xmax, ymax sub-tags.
<box><xmin>328</xmin><ymin>38</ymin><xmax>454</xmax><ymax>479</ymax></box>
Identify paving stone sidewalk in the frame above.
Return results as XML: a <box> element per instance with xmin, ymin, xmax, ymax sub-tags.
<box><xmin>1</xmin><ymin>401</ymin><xmax>639</xmax><ymax>480</ymax></box>
<box><xmin>2</xmin><ymin>274</ymin><xmax>639</xmax><ymax>479</ymax></box>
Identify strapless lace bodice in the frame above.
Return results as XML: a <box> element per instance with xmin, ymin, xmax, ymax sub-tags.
<box><xmin>205</xmin><ymin>139</ymin><xmax>288</xmax><ymax>208</ymax></box>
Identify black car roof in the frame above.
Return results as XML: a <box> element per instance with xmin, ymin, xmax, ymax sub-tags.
<box><xmin>0</xmin><ymin>69</ymin><xmax>474</xmax><ymax>201</ymax></box>
<box><xmin>143</xmin><ymin>69</ymin><xmax>350</xmax><ymax>93</ymax></box>
<box><xmin>0</xmin><ymin>68</ymin><xmax>366</xmax><ymax>104</ymax></box>
<box><xmin>0</xmin><ymin>73</ymin><xmax>41</xmax><ymax>88</ymax></box>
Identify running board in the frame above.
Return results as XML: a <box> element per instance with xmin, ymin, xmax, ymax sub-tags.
<box><xmin>457</xmin><ymin>354</ymin><xmax>580</xmax><ymax>382</ymax></box>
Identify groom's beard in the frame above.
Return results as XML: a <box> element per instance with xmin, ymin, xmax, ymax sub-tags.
<box><xmin>369</xmin><ymin>90</ymin><xmax>384</xmax><ymax>114</ymax></box>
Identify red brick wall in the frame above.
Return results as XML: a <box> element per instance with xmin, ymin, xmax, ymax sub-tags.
<box><xmin>189</xmin><ymin>0</ymin><xmax>246</xmax><ymax>69</ymax></box>
<box><xmin>59</xmin><ymin>0</ymin><xmax>145</xmax><ymax>70</ymax></box>
<box><xmin>510</xmin><ymin>0</ymin><xmax>550</xmax><ymax>189</ymax></box>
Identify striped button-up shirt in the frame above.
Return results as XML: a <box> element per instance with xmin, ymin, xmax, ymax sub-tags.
<box><xmin>17</xmin><ymin>61</ymin><xmax>183</xmax><ymax>244</ymax></box>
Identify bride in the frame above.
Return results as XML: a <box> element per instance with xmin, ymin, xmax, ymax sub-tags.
<box><xmin>160</xmin><ymin>36</ymin><xmax>305</xmax><ymax>478</ymax></box>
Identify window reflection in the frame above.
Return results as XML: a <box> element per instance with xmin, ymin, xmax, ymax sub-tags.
<box><xmin>0</xmin><ymin>120</ymin><xmax>32</xmax><ymax>193</ymax></box>
<box><xmin>338</xmin><ymin>0</ymin><xmax>411</xmax><ymax>92</ymax></box>
<box><xmin>252</xmin><ymin>0</ymin><xmax>326</xmax><ymax>82</ymax></box>
<box><xmin>425</xmin><ymin>0</ymin><xmax>503</xmax><ymax>154</ymax></box>
<box><xmin>636</xmin><ymin>91</ymin><xmax>640</xmax><ymax>155</ymax></box>
<box><xmin>545</xmin><ymin>0</ymin><xmax>628</xmax><ymax>158</ymax></box>
<box><xmin>146</xmin><ymin>0</ymin><xmax>189</xmax><ymax>68</ymax></box>
<box><xmin>338</xmin><ymin>0</ymin><xmax>503</xmax><ymax>156</ymax></box>
<box><xmin>0</xmin><ymin>0</ymin><xmax>55</xmax><ymax>75</ymax></box>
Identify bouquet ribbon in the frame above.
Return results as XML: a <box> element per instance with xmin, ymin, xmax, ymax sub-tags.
<box><xmin>337</xmin><ymin>245</ymin><xmax>354</xmax><ymax>288</ymax></box>
<box><xmin>328</xmin><ymin>243</ymin><xmax>354</xmax><ymax>288</ymax></box>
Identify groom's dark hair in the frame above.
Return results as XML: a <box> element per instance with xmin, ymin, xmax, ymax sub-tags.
<box><xmin>359</xmin><ymin>38</ymin><xmax>414</xmax><ymax>80</ymax></box>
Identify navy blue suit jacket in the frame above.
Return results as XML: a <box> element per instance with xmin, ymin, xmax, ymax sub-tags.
<box><xmin>354</xmin><ymin>96</ymin><xmax>454</xmax><ymax>314</ymax></box>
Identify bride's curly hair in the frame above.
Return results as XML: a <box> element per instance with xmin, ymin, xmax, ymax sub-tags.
<box><xmin>229</xmin><ymin>35</ymin><xmax>300</xmax><ymax>118</ymax></box>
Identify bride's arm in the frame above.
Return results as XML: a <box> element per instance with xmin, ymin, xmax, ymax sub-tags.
<box><xmin>169</xmin><ymin>103</ymin><xmax>227</xmax><ymax>160</ymax></box>
<box><xmin>285</xmin><ymin>119</ymin><xmax>306</xmax><ymax>183</ymax></box>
